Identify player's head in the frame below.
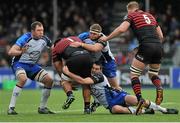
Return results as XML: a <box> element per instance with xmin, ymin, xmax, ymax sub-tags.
<box><xmin>31</xmin><ymin>21</ymin><xmax>44</xmax><ymax>39</ymax></box>
<box><xmin>91</xmin><ymin>61</ymin><xmax>102</xmax><ymax>74</ymax></box>
<box><xmin>126</xmin><ymin>1</ymin><xmax>139</xmax><ymax>13</ymax></box>
<box><xmin>89</xmin><ymin>24</ymin><xmax>102</xmax><ymax>40</ymax></box>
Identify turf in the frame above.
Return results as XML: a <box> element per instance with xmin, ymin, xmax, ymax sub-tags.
<box><xmin>0</xmin><ymin>89</ymin><xmax>179</xmax><ymax>122</ymax></box>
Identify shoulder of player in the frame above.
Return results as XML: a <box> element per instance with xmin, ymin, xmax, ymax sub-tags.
<box><xmin>96</xmin><ymin>40</ymin><xmax>107</xmax><ymax>47</ymax></box>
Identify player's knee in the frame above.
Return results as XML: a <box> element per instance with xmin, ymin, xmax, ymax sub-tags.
<box><xmin>130</xmin><ymin>65</ymin><xmax>142</xmax><ymax>77</ymax></box>
<box><xmin>35</xmin><ymin>69</ymin><xmax>48</xmax><ymax>82</ymax></box>
<box><xmin>111</xmin><ymin>105</ymin><xmax>124</xmax><ymax>114</ymax></box>
<box><xmin>148</xmin><ymin>67</ymin><xmax>160</xmax><ymax>78</ymax></box>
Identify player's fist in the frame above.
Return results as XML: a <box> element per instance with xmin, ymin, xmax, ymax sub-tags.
<box><xmin>62</xmin><ymin>65</ymin><xmax>70</xmax><ymax>75</ymax></box>
<box><xmin>99</xmin><ymin>35</ymin><xmax>108</xmax><ymax>42</ymax></box>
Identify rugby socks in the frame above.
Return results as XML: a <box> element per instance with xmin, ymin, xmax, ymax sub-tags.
<box><xmin>131</xmin><ymin>77</ymin><xmax>142</xmax><ymax>101</ymax></box>
<box><xmin>9</xmin><ymin>85</ymin><xmax>22</xmax><ymax>109</ymax></box>
<box><xmin>40</xmin><ymin>87</ymin><xmax>51</xmax><ymax>109</ymax></box>
<box><xmin>66</xmin><ymin>91</ymin><xmax>73</xmax><ymax>97</ymax></box>
<box><xmin>84</xmin><ymin>102</ymin><xmax>90</xmax><ymax>109</ymax></box>
<box><xmin>151</xmin><ymin>75</ymin><xmax>162</xmax><ymax>89</ymax></box>
<box><xmin>148</xmin><ymin>101</ymin><xmax>167</xmax><ymax>112</ymax></box>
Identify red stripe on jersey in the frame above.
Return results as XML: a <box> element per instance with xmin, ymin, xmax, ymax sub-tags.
<box><xmin>128</xmin><ymin>11</ymin><xmax>157</xmax><ymax>29</ymax></box>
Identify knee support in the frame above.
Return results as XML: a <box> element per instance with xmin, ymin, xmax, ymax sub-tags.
<box><xmin>148</xmin><ymin>67</ymin><xmax>160</xmax><ymax>76</ymax></box>
<box><xmin>35</xmin><ymin>69</ymin><xmax>48</xmax><ymax>82</ymax></box>
<box><xmin>130</xmin><ymin>65</ymin><xmax>142</xmax><ymax>76</ymax></box>
<box><xmin>16</xmin><ymin>68</ymin><xmax>26</xmax><ymax>78</ymax></box>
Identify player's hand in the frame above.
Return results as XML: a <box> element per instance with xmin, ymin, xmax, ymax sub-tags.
<box><xmin>70</xmin><ymin>42</ymin><xmax>82</xmax><ymax>47</ymax></box>
<box><xmin>62</xmin><ymin>65</ymin><xmax>70</xmax><ymax>75</ymax></box>
<box><xmin>21</xmin><ymin>45</ymin><xmax>29</xmax><ymax>53</ymax></box>
<box><xmin>99</xmin><ymin>35</ymin><xmax>108</xmax><ymax>42</ymax></box>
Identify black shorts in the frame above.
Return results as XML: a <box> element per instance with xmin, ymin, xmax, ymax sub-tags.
<box><xmin>135</xmin><ymin>42</ymin><xmax>163</xmax><ymax>64</ymax></box>
<box><xmin>66</xmin><ymin>53</ymin><xmax>93</xmax><ymax>78</ymax></box>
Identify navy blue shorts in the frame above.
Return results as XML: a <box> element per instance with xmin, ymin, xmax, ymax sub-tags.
<box><xmin>12</xmin><ymin>62</ymin><xmax>42</xmax><ymax>79</ymax></box>
<box><xmin>102</xmin><ymin>60</ymin><xmax>117</xmax><ymax>78</ymax></box>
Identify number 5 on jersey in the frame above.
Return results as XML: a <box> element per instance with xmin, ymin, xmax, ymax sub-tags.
<box><xmin>143</xmin><ymin>14</ymin><xmax>151</xmax><ymax>24</ymax></box>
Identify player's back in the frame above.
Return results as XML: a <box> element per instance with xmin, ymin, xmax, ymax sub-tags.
<box><xmin>90</xmin><ymin>75</ymin><xmax>110</xmax><ymax>108</ymax></box>
<box><xmin>126</xmin><ymin>10</ymin><xmax>160</xmax><ymax>43</ymax></box>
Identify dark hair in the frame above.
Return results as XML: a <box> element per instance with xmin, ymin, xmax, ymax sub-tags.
<box><xmin>53</xmin><ymin>37</ymin><xmax>62</xmax><ymax>47</ymax></box>
<box><xmin>31</xmin><ymin>21</ymin><xmax>43</xmax><ymax>31</ymax></box>
<box><xmin>94</xmin><ymin>60</ymin><xmax>102</xmax><ymax>66</ymax></box>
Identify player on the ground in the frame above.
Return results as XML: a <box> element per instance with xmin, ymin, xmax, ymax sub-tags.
<box><xmin>63</xmin><ymin>62</ymin><xmax>178</xmax><ymax>115</ymax></box>
<box><xmin>71</xmin><ymin>24</ymin><xmax>121</xmax><ymax>90</ymax></box>
<box><xmin>7</xmin><ymin>21</ymin><xmax>54</xmax><ymax>115</ymax></box>
<box><xmin>100</xmin><ymin>1</ymin><xmax>164</xmax><ymax>115</ymax></box>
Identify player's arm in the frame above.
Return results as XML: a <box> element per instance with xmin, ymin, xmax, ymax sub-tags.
<box><xmin>63</xmin><ymin>66</ymin><xmax>94</xmax><ymax>84</ymax></box>
<box><xmin>52</xmin><ymin>47</ymin><xmax>63</xmax><ymax>77</ymax></box>
<box><xmin>63</xmin><ymin>66</ymin><xmax>104</xmax><ymax>85</ymax></box>
<box><xmin>53</xmin><ymin>60</ymin><xmax>63</xmax><ymax>77</ymax></box>
<box><xmin>81</xmin><ymin>42</ymin><xmax>104</xmax><ymax>52</ymax></box>
<box><xmin>8</xmin><ymin>44</ymin><xmax>26</xmax><ymax>56</ymax></box>
<box><xmin>100</xmin><ymin>21</ymin><xmax>130</xmax><ymax>42</ymax></box>
<box><xmin>156</xmin><ymin>25</ymin><xmax>164</xmax><ymax>42</ymax></box>
<box><xmin>8</xmin><ymin>33</ymin><xmax>30</xmax><ymax>56</ymax></box>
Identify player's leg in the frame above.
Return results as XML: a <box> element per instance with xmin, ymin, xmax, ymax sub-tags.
<box><xmin>60</xmin><ymin>73</ymin><xmax>75</xmax><ymax>109</ymax></box>
<box><xmin>82</xmin><ymin>85</ymin><xmax>91</xmax><ymax>114</ymax></box>
<box><xmin>102</xmin><ymin>60</ymin><xmax>121</xmax><ymax>90</ymax></box>
<box><xmin>111</xmin><ymin>105</ymin><xmax>132</xmax><ymax>114</ymax></box>
<box><xmin>8</xmin><ymin>68</ymin><xmax>28</xmax><ymax>115</ymax></box>
<box><xmin>35</xmin><ymin>69</ymin><xmax>54</xmax><ymax>114</ymax></box>
<box><xmin>148</xmin><ymin>64</ymin><xmax>163</xmax><ymax>105</ymax></box>
<box><xmin>130</xmin><ymin>57</ymin><xmax>146</xmax><ymax>115</ymax></box>
<box><xmin>145</xmin><ymin>100</ymin><xmax>178</xmax><ymax>114</ymax></box>
<box><xmin>107</xmin><ymin>77</ymin><xmax>122</xmax><ymax>90</ymax></box>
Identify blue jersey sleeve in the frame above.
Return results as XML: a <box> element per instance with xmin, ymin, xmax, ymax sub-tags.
<box><xmin>78</xmin><ymin>32</ymin><xmax>90</xmax><ymax>41</ymax></box>
<box><xmin>15</xmin><ymin>32</ymin><xmax>31</xmax><ymax>47</ymax></box>
<box><xmin>42</xmin><ymin>35</ymin><xmax>52</xmax><ymax>47</ymax></box>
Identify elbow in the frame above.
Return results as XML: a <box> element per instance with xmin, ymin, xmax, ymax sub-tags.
<box><xmin>8</xmin><ymin>50</ymin><xmax>13</xmax><ymax>56</ymax></box>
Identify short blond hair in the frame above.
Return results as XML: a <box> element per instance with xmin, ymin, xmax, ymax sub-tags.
<box><xmin>90</xmin><ymin>24</ymin><xmax>102</xmax><ymax>34</ymax></box>
<box><xmin>127</xmin><ymin>1</ymin><xmax>139</xmax><ymax>10</ymax></box>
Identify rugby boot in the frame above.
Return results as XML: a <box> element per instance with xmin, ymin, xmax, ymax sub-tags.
<box><xmin>38</xmin><ymin>107</ymin><xmax>55</xmax><ymax>114</ymax></box>
<box><xmin>155</xmin><ymin>88</ymin><xmax>163</xmax><ymax>105</ymax></box>
<box><xmin>90</xmin><ymin>101</ymin><xmax>101</xmax><ymax>112</ymax></box>
<box><xmin>7</xmin><ymin>107</ymin><xmax>18</xmax><ymax>115</ymax></box>
<box><xmin>136</xmin><ymin>98</ymin><xmax>146</xmax><ymax>115</ymax></box>
<box><xmin>62</xmin><ymin>94</ymin><xmax>75</xmax><ymax>109</ymax></box>
<box><xmin>162</xmin><ymin>108</ymin><xmax>179</xmax><ymax>114</ymax></box>
<box><xmin>84</xmin><ymin>108</ymin><xmax>91</xmax><ymax>114</ymax></box>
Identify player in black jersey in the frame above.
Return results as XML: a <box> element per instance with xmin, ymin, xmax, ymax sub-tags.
<box><xmin>100</xmin><ymin>1</ymin><xmax>164</xmax><ymax>115</ymax></box>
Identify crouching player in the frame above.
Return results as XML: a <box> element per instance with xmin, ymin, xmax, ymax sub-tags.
<box><xmin>62</xmin><ymin>62</ymin><xmax>179</xmax><ymax>114</ymax></box>
<box><xmin>7</xmin><ymin>21</ymin><xmax>54</xmax><ymax>115</ymax></box>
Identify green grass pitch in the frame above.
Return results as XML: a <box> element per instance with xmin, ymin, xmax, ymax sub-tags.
<box><xmin>0</xmin><ymin>88</ymin><xmax>180</xmax><ymax>122</ymax></box>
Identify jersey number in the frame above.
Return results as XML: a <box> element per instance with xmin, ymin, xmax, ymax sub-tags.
<box><xmin>143</xmin><ymin>14</ymin><xmax>151</xmax><ymax>24</ymax></box>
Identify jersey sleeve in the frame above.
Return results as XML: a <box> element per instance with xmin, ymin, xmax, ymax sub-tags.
<box><xmin>97</xmin><ymin>40</ymin><xmax>107</xmax><ymax>47</ymax></box>
<box><xmin>78</xmin><ymin>32</ymin><xmax>90</xmax><ymax>41</ymax></box>
<box><xmin>15</xmin><ymin>32</ymin><xmax>31</xmax><ymax>47</ymax></box>
<box><xmin>52</xmin><ymin>49</ymin><xmax>62</xmax><ymax>63</ymax></box>
<box><xmin>43</xmin><ymin>35</ymin><xmax>52</xmax><ymax>47</ymax></box>
<box><xmin>91</xmin><ymin>73</ymin><xmax>104</xmax><ymax>84</ymax></box>
<box><xmin>123</xmin><ymin>14</ymin><xmax>133</xmax><ymax>24</ymax></box>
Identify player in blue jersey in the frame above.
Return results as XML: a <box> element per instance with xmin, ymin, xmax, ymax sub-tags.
<box><xmin>63</xmin><ymin>62</ymin><xmax>178</xmax><ymax>115</ymax></box>
<box><xmin>7</xmin><ymin>21</ymin><xmax>54</xmax><ymax>115</ymax></box>
<box><xmin>74</xmin><ymin>24</ymin><xmax>121</xmax><ymax>90</ymax></box>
